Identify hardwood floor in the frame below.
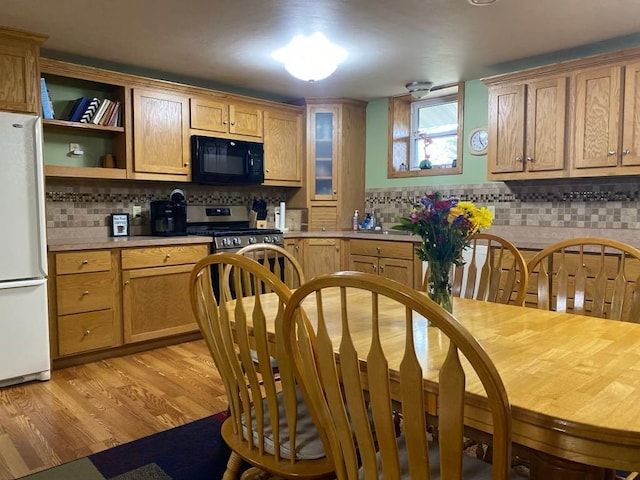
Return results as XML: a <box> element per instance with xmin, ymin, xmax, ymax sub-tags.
<box><xmin>0</xmin><ymin>340</ymin><xmax>227</xmax><ymax>480</ymax></box>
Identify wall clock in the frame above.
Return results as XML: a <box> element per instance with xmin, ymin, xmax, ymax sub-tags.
<box><xmin>468</xmin><ymin>127</ymin><xmax>488</xmax><ymax>155</ymax></box>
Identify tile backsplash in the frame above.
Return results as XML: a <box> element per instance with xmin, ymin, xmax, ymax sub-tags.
<box><xmin>365</xmin><ymin>176</ymin><xmax>640</xmax><ymax>231</ymax></box>
<box><xmin>46</xmin><ymin>176</ymin><xmax>640</xmax><ymax>238</ymax></box>
<box><xmin>45</xmin><ymin>179</ymin><xmax>288</xmax><ymax>237</ymax></box>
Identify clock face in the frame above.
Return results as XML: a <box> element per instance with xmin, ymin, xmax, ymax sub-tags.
<box><xmin>469</xmin><ymin>128</ymin><xmax>488</xmax><ymax>155</ymax></box>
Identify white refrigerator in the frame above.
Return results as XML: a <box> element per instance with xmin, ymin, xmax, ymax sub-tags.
<box><xmin>0</xmin><ymin>111</ymin><xmax>50</xmax><ymax>387</ymax></box>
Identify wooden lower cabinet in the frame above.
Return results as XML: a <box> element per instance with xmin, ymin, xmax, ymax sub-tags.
<box><xmin>303</xmin><ymin>238</ymin><xmax>342</xmax><ymax>280</ymax></box>
<box><xmin>52</xmin><ymin>249</ymin><xmax>118</xmax><ymax>357</ymax></box>
<box><xmin>348</xmin><ymin>239</ymin><xmax>418</xmax><ymax>288</ymax></box>
<box><xmin>50</xmin><ymin>243</ymin><xmax>209</xmax><ymax>364</ymax></box>
<box><xmin>121</xmin><ymin>245</ymin><xmax>208</xmax><ymax>343</ymax></box>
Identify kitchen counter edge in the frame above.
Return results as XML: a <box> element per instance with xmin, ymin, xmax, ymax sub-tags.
<box><xmin>48</xmin><ymin>235</ymin><xmax>213</xmax><ymax>252</ymax></box>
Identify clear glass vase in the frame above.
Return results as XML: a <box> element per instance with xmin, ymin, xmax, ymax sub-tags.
<box><xmin>427</xmin><ymin>260</ymin><xmax>453</xmax><ymax>314</ymax></box>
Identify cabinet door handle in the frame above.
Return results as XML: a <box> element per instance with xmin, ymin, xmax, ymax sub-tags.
<box><xmin>82</xmin><ymin>290</ymin><xmax>89</xmax><ymax>296</ymax></box>
<box><xmin>623</xmin><ymin>149</ymin><xmax>631</xmax><ymax>155</ymax></box>
<box><xmin>223</xmin><ymin>120</ymin><xmax>228</xmax><ymax>125</ymax></box>
<box><xmin>372</xmin><ymin>265</ymin><xmax>377</xmax><ymax>272</ymax></box>
<box><xmin>380</xmin><ymin>265</ymin><xmax>384</xmax><ymax>272</ymax></box>
<box><xmin>608</xmin><ymin>150</ymin><xmax>616</xmax><ymax>156</ymax></box>
<box><xmin>124</xmin><ymin>280</ymin><xmax>130</xmax><ymax>286</ymax></box>
<box><xmin>515</xmin><ymin>156</ymin><xmax>523</xmax><ymax>162</ymax></box>
<box><xmin>231</xmin><ymin>121</ymin><xmax>236</xmax><ymax>126</ymax></box>
<box><xmin>184</xmin><ymin>162</ymin><xmax>190</xmax><ymax>166</ymax></box>
<box><xmin>165</xmin><ymin>253</ymin><xmax>171</xmax><ymax>259</ymax></box>
<box><xmin>526</xmin><ymin>156</ymin><xmax>534</xmax><ymax>163</ymax></box>
<box><xmin>82</xmin><ymin>259</ymin><xmax>89</xmax><ymax>265</ymax></box>
<box><xmin>84</xmin><ymin>330</ymin><xmax>91</xmax><ymax>336</ymax></box>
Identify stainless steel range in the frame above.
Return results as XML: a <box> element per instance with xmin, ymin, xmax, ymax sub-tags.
<box><xmin>186</xmin><ymin>205</ymin><xmax>283</xmax><ymax>252</ymax></box>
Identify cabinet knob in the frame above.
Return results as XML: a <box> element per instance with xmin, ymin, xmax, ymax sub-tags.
<box><xmin>223</xmin><ymin>120</ymin><xmax>228</xmax><ymax>125</ymax></box>
<box><xmin>372</xmin><ymin>265</ymin><xmax>377</xmax><ymax>271</ymax></box>
<box><xmin>84</xmin><ymin>330</ymin><xmax>91</xmax><ymax>336</ymax></box>
<box><xmin>184</xmin><ymin>162</ymin><xmax>190</xmax><ymax>166</ymax></box>
<box><xmin>376</xmin><ymin>246</ymin><xmax>381</xmax><ymax>252</ymax></box>
<box><xmin>231</xmin><ymin>121</ymin><xmax>236</xmax><ymax>126</ymax></box>
<box><xmin>265</xmin><ymin>168</ymin><xmax>270</xmax><ymax>173</ymax></box>
<box><xmin>515</xmin><ymin>156</ymin><xmax>523</xmax><ymax>162</ymax></box>
<box><xmin>526</xmin><ymin>156</ymin><xmax>534</xmax><ymax>163</ymax></box>
<box><xmin>333</xmin><ymin>190</ymin><xmax>337</xmax><ymax>194</ymax></box>
<box><xmin>608</xmin><ymin>150</ymin><xmax>616</xmax><ymax>156</ymax></box>
<box><xmin>294</xmin><ymin>245</ymin><xmax>299</xmax><ymax>251</ymax></box>
<box><xmin>82</xmin><ymin>259</ymin><xmax>89</xmax><ymax>265</ymax></box>
<box><xmin>380</xmin><ymin>265</ymin><xmax>384</xmax><ymax>272</ymax></box>
<box><xmin>124</xmin><ymin>280</ymin><xmax>130</xmax><ymax>285</ymax></box>
<box><xmin>623</xmin><ymin>149</ymin><xmax>631</xmax><ymax>155</ymax></box>
<box><xmin>82</xmin><ymin>290</ymin><xmax>89</xmax><ymax>296</ymax></box>
<box><xmin>165</xmin><ymin>253</ymin><xmax>171</xmax><ymax>259</ymax></box>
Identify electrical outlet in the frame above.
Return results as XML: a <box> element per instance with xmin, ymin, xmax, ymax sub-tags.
<box><xmin>487</xmin><ymin>205</ymin><xmax>496</xmax><ymax>216</ymax></box>
<box><xmin>69</xmin><ymin>143</ymin><xmax>80</xmax><ymax>153</ymax></box>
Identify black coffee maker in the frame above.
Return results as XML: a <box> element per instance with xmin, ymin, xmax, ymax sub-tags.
<box><xmin>150</xmin><ymin>189</ymin><xmax>188</xmax><ymax>236</ymax></box>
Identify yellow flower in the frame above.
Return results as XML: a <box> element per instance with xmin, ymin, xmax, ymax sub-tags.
<box><xmin>474</xmin><ymin>207</ymin><xmax>493</xmax><ymax>230</ymax></box>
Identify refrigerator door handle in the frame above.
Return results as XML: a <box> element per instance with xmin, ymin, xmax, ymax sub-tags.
<box><xmin>0</xmin><ymin>278</ymin><xmax>47</xmax><ymax>289</ymax></box>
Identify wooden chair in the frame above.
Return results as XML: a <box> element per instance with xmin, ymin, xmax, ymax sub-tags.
<box><xmin>526</xmin><ymin>237</ymin><xmax>640</xmax><ymax>321</ymax></box>
<box><xmin>189</xmin><ymin>252</ymin><xmax>334</xmax><ymax>480</ymax></box>
<box><xmin>283</xmin><ymin>271</ymin><xmax>513</xmax><ymax>480</ymax></box>
<box><xmin>236</xmin><ymin>243</ymin><xmax>305</xmax><ymax>290</ymax></box>
<box><xmin>422</xmin><ymin>233</ymin><xmax>529</xmax><ymax>306</ymax></box>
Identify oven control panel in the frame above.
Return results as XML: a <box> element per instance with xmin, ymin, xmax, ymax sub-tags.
<box><xmin>214</xmin><ymin>233</ymin><xmax>283</xmax><ymax>251</ymax></box>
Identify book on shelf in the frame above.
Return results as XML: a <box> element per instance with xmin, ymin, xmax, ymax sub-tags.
<box><xmin>68</xmin><ymin>97</ymin><xmax>89</xmax><ymax>122</ymax></box>
<box><xmin>40</xmin><ymin>78</ymin><xmax>55</xmax><ymax>119</ymax></box>
<box><xmin>91</xmin><ymin>99</ymin><xmax>111</xmax><ymax>125</ymax></box>
<box><xmin>105</xmin><ymin>101</ymin><xmax>121</xmax><ymax>127</ymax></box>
<box><xmin>100</xmin><ymin>100</ymin><xmax>116</xmax><ymax>125</ymax></box>
<box><xmin>80</xmin><ymin>97</ymin><xmax>100</xmax><ymax>123</ymax></box>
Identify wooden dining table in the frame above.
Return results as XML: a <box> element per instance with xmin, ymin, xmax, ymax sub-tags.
<box><xmin>236</xmin><ymin>288</ymin><xmax>640</xmax><ymax>479</ymax></box>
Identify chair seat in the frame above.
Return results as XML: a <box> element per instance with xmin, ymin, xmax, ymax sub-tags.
<box><xmin>242</xmin><ymin>388</ymin><xmax>326</xmax><ymax>461</ymax></box>
<box><xmin>359</xmin><ymin>436</ymin><xmax>519</xmax><ymax>480</ymax></box>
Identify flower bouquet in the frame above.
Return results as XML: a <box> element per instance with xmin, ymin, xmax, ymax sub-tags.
<box><xmin>392</xmin><ymin>192</ymin><xmax>493</xmax><ymax>312</ymax></box>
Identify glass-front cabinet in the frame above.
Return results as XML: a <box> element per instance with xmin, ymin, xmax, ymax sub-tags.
<box><xmin>309</xmin><ymin>106</ymin><xmax>338</xmax><ymax>200</ymax></box>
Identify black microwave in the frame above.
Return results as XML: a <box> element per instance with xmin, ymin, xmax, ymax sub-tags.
<box><xmin>191</xmin><ymin>135</ymin><xmax>264</xmax><ymax>185</ymax></box>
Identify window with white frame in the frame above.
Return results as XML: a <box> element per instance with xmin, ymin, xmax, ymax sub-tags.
<box><xmin>410</xmin><ymin>92</ymin><xmax>459</xmax><ymax>170</ymax></box>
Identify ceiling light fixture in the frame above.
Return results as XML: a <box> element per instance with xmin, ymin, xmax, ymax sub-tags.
<box><xmin>272</xmin><ymin>33</ymin><xmax>348</xmax><ymax>83</ymax></box>
<box><xmin>467</xmin><ymin>0</ymin><xmax>499</xmax><ymax>5</ymax></box>
<box><xmin>405</xmin><ymin>81</ymin><xmax>434</xmax><ymax>99</ymax></box>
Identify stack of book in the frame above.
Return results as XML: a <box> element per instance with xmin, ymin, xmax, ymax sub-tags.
<box><xmin>67</xmin><ymin>96</ymin><xmax>121</xmax><ymax>126</ymax></box>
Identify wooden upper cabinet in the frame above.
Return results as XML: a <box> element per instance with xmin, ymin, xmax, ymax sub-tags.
<box><xmin>622</xmin><ymin>62</ymin><xmax>640</xmax><ymax>167</ymax></box>
<box><xmin>190</xmin><ymin>97</ymin><xmax>263</xmax><ymax>138</ymax></box>
<box><xmin>0</xmin><ymin>27</ymin><xmax>47</xmax><ymax>114</ymax></box>
<box><xmin>132</xmin><ymin>88</ymin><xmax>190</xmax><ymax>178</ymax></box>
<box><xmin>572</xmin><ymin>62</ymin><xmax>640</xmax><ymax>174</ymax></box>
<box><xmin>573</xmin><ymin>66</ymin><xmax>621</xmax><ymax>170</ymax></box>
<box><xmin>263</xmin><ymin>107</ymin><xmax>303</xmax><ymax>186</ymax></box>
<box><xmin>488</xmin><ymin>84</ymin><xmax>526</xmax><ymax>175</ymax></box>
<box><xmin>487</xmin><ymin>76</ymin><xmax>567</xmax><ymax>180</ymax></box>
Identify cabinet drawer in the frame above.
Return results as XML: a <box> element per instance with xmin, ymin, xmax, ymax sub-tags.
<box><xmin>350</xmin><ymin>239</ymin><xmax>414</xmax><ymax>259</ymax></box>
<box><xmin>121</xmin><ymin>245</ymin><xmax>208</xmax><ymax>269</ymax></box>
<box><xmin>56</xmin><ymin>250</ymin><xmax>111</xmax><ymax>274</ymax></box>
<box><xmin>58</xmin><ymin>310</ymin><xmax>115</xmax><ymax>356</ymax></box>
<box><xmin>56</xmin><ymin>272</ymin><xmax>113</xmax><ymax>315</ymax></box>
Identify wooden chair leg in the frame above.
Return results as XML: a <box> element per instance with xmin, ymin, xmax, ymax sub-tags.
<box><xmin>240</xmin><ymin>467</ymin><xmax>273</xmax><ymax>479</ymax></box>
<box><xmin>222</xmin><ymin>451</ymin><xmax>244</xmax><ymax>480</ymax></box>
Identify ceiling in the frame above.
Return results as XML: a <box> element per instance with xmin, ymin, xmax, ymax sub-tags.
<box><xmin>2</xmin><ymin>0</ymin><xmax>640</xmax><ymax>102</ymax></box>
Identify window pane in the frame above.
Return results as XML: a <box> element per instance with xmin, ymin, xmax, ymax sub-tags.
<box><xmin>418</xmin><ymin>102</ymin><xmax>458</xmax><ymax>136</ymax></box>
<box><xmin>411</xmin><ymin>96</ymin><xmax>458</xmax><ymax>170</ymax></box>
<box><xmin>414</xmin><ymin>135</ymin><xmax>457</xmax><ymax>169</ymax></box>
